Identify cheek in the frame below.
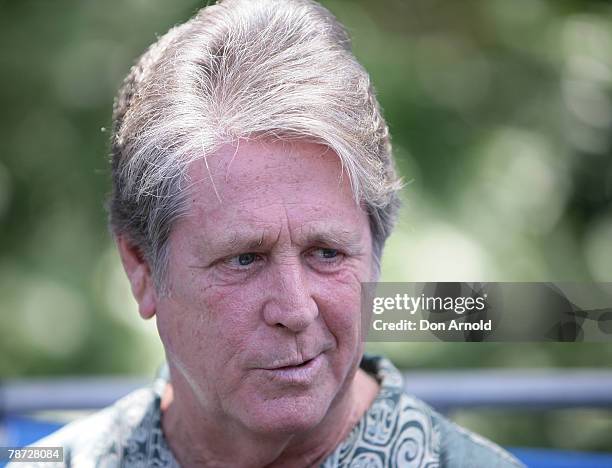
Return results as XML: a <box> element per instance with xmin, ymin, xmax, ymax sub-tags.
<box><xmin>154</xmin><ymin>299</ymin><xmax>208</xmax><ymax>366</ymax></box>
<box><xmin>316</xmin><ymin>283</ymin><xmax>365</xmax><ymax>392</ymax></box>
<box><xmin>157</xmin><ymin>278</ymin><xmax>265</xmax><ymax>370</ymax></box>
<box><xmin>317</xmin><ymin>280</ymin><xmax>363</xmax><ymax>341</ymax></box>
<box><xmin>205</xmin><ymin>286</ymin><xmax>263</xmax><ymax>345</ymax></box>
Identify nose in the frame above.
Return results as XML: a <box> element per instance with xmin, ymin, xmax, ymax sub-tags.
<box><xmin>262</xmin><ymin>258</ymin><xmax>318</xmax><ymax>332</ymax></box>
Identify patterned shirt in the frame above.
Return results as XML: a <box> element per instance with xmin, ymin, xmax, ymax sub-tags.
<box><xmin>17</xmin><ymin>355</ymin><xmax>524</xmax><ymax>467</ymax></box>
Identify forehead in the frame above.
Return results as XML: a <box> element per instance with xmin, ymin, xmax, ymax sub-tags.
<box><xmin>191</xmin><ymin>138</ymin><xmax>344</xmax><ymax>188</ymax></box>
<box><xmin>187</xmin><ymin>138</ymin><xmax>359</xmax><ymax>213</ymax></box>
<box><xmin>172</xmin><ymin>138</ymin><xmax>370</xmax><ymax>249</ymax></box>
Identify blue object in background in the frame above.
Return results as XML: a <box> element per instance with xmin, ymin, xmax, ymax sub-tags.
<box><xmin>2</xmin><ymin>417</ymin><xmax>612</xmax><ymax>467</ymax></box>
<box><xmin>508</xmin><ymin>447</ymin><xmax>612</xmax><ymax>468</ymax></box>
<box><xmin>0</xmin><ymin>416</ymin><xmax>63</xmax><ymax>468</ymax></box>
<box><xmin>1</xmin><ymin>415</ymin><xmax>63</xmax><ymax>446</ymax></box>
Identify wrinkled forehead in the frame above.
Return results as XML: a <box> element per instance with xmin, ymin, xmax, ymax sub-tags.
<box><xmin>184</xmin><ymin>138</ymin><xmax>357</xmax><ymax>207</ymax></box>
<box><xmin>169</xmin><ymin>138</ymin><xmax>372</xmax><ymax>250</ymax></box>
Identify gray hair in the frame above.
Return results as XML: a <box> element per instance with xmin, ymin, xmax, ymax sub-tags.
<box><xmin>109</xmin><ymin>0</ymin><xmax>402</xmax><ymax>291</ymax></box>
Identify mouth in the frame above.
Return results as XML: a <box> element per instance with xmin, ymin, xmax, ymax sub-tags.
<box><xmin>260</xmin><ymin>354</ymin><xmax>323</xmax><ymax>384</ymax></box>
<box><xmin>266</xmin><ymin>355</ymin><xmax>317</xmax><ymax>371</ymax></box>
<box><xmin>268</xmin><ymin>358</ymin><xmax>314</xmax><ymax>370</ymax></box>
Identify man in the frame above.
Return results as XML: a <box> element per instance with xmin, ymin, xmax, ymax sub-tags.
<box><xmin>20</xmin><ymin>0</ymin><xmax>524</xmax><ymax>466</ymax></box>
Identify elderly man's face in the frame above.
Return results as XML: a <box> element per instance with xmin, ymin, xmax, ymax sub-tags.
<box><xmin>154</xmin><ymin>139</ymin><xmax>373</xmax><ymax>434</ymax></box>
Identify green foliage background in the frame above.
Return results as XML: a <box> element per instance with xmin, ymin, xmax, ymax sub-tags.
<box><xmin>1</xmin><ymin>0</ymin><xmax>611</xmax><ymax>453</ymax></box>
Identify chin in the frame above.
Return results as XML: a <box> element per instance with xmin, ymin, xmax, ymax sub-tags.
<box><xmin>239</xmin><ymin>393</ymin><xmax>331</xmax><ymax>436</ymax></box>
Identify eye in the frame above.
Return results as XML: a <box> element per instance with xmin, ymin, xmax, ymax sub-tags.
<box><xmin>320</xmin><ymin>248</ymin><xmax>339</xmax><ymax>259</ymax></box>
<box><xmin>221</xmin><ymin>252</ymin><xmax>264</xmax><ymax>270</ymax></box>
<box><xmin>310</xmin><ymin>247</ymin><xmax>344</xmax><ymax>267</ymax></box>
<box><xmin>237</xmin><ymin>253</ymin><xmax>257</xmax><ymax>266</ymax></box>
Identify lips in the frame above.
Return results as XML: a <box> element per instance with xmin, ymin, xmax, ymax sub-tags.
<box><xmin>264</xmin><ymin>354</ymin><xmax>319</xmax><ymax>370</ymax></box>
<box><xmin>259</xmin><ymin>353</ymin><xmax>324</xmax><ymax>384</ymax></box>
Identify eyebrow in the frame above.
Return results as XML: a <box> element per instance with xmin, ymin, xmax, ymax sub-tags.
<box><xmin>224</xmin><ymin>230</ymin><xmax>268</xmax><ymax>251</ymax></box>
<box><xmin>206</xmin><ymin>224</ymin><xmax>364</xmax><ymax>256</ymax></box>
<box><xmin>299</xmin><ymin>225</ymin><xmax>364</xmax><ymax>252</ymax></box>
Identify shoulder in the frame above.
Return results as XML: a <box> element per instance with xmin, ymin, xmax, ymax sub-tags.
<box><xmin>352</xmin><ymin>355</ymin><xmax>524</xmax><ymax>467</ymax></box>
<box><xmin>7</xmin><ymin>387</ymin><xmax>159</xmax><ymax>468</ymax></box>
<box><xmin>388</xmin><ymin>391</ymin><xmax>524</xmax><ymax>467</ymax></box>
<box><xmin>423</xmin><ymin>399</ymin><xmax>525</xmax><ymax>468</ymax></box>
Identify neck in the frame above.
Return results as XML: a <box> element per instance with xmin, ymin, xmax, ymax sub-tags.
<box><xmin>160</xmin><ymin>368</ymin><xmax>379</xmax><ymax>468</ymax></box>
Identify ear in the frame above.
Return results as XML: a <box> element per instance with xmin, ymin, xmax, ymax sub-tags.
<box><xmin>115</xmin><ymin>235</ymin><xmax>157</xmax><ymax>319</ymax></box>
